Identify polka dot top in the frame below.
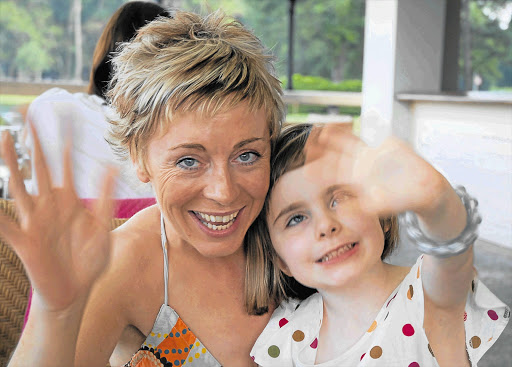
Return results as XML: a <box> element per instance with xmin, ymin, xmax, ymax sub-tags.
<box><xmin>124</xmin><ymin>215</ymin><xmax>221</xmax><ymax>367</ymax></box>
<box><xmin>250</xmin><ymin>256</ymin><xmax>510</xmax><ymax>367</ymax></box>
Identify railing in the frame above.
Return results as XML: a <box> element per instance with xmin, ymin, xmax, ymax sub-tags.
<box><xmin>1</xmin><ymin>80</ymin><xmax>362</xmax><ymax>107</ymax></box>
<box><xmin>0</xmin><ymin>80</ymin><xmax>87</xmax><ymax>96</ymax></box>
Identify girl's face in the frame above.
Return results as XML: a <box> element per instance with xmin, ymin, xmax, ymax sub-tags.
<box><xmin>138</xmin><ymin>101</ymin><xmax>271</xmax><ymax>258</ymax></box>
<box><xmin>267</xmin><ymin>149</ymin><xmax>385</xmax><ymax>291</ymax></box>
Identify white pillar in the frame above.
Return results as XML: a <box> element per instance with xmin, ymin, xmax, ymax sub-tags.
<box><xmin>361</xmin><ymin>0</ymin><xmax>447</xmax><ymax>145</ymax></box>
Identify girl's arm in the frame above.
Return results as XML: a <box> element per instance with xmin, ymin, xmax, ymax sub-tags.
<box><xmin>309</xmin><ymin>124</ymin><xmax>475</xmax><ymax>307</ymax></box>
<box><xmin>412</xmin><ymin>177</ymin><xmax>475</xmax><ymax>309</ymax></box>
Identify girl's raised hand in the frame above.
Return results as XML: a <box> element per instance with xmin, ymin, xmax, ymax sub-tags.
<box><xmin>0</xmin><ymin>124</ymin><xmax>116</xmax><ymax>313</ymax></box>
<box><xmin>306</xmin><ymin>124</ymin><xmax>452</xmax><ymax>218</ymax></box>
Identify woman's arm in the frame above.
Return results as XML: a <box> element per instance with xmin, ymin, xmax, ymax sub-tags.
<box><xmin>1</xmin><ymin>126</ymin><xmax>116</xmax><ymax>366</ymax></box>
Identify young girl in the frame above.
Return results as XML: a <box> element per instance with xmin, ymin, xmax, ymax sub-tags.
<box><xmin>247</xmin><ymin>124</ymin><xmax>509</xmax><ymax>366</ymax></box>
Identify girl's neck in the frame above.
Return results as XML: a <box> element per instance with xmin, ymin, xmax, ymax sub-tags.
<box><xmin>320</xmin><ymin>262</ymin><xmax>401</xmax><ymax>318</ymax></box>
<box><xmin>315</xmin><ymin>262</ymin><xmax>408</xmax><ymax>363</ymax></box>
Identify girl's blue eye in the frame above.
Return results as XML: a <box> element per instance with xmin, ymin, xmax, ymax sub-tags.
<box><xmin>331</xmin><ymin>198</ymin><xmax>339</xmax><ymax>208</ymax></box>
<box><xmin>177</xmin><ymin>157</ymin><xmax>199</xmax><ymax>170</ymax></box>
<box><xmin>286</xmin><ymin>214</ymin><xmax>306</xmax><ymax>227</ymax></box>
<box><xmin>236</xmin><ymin>152</ymin><xmax>260</xmax><ymax>165</ymax></box>
<box><xmin>331</xmin><ymin>192</ymin><xmax>350</xmax><ymax>208</ymax></box>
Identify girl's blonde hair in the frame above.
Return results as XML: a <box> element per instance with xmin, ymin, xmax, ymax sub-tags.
<box><xmin>107</xmin><ymin>10</ymin><xmax>284</xmax><ymax>171</ymax></box>
<box><xmin>245</xmin><ymin>124</ymin><xmax>399</xmax><ymax>315</ymax></box>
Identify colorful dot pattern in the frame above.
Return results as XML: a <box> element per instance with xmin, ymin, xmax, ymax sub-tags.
<box><xmin>250</xmin><ymin>255</ymin><xmax>510</xmax><ymax>366</ymax></box>
<box><xmin>125</xmin><ymin>309</ymin><xmax>220</xmax><ymax>367</ymax></box>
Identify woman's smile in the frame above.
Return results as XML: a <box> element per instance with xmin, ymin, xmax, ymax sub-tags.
<box><xmin>191</xmin><ymin>208</ymin><xmax>244</xmax><ymax>237</ymax></box>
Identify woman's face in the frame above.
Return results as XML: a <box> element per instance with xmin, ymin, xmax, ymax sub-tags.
<box><xmin>139</xmin><ymin>101</ymin><xmax>271</xmax><ymax>258</ymax></box>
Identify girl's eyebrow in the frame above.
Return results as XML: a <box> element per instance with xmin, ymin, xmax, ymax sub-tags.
<box><xmin>272</xmin><ymin>202</ymin><xmax>306</xmax><ymax>225</ymax></box>
<box><xmin>324</xmin><ymin>184</ymin><xmax>353</xmax><ymax>198</ymax></box>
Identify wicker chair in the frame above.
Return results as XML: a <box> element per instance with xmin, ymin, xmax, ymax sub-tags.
<box><xmin>0</xmin><ymin>198</ymin><xmax>127</xmax><ymax>365</ymax></box>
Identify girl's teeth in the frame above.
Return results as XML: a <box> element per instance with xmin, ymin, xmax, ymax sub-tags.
<box><xmin>320</xmin><ymin>243</ymin><xmax>355</xmax><ymax>262</ymax></box>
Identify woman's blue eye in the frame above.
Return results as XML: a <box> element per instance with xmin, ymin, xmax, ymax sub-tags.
<box><xmin>286</xmin><ymin>214</ymin><xmax>306</xmax><ymax>227</ymax></box>
<box><xmin>236</xmin><ymin>152</ymin><xmax>260</xmax><ymax>165</ymax></box>
<box><xmin>177</xmin><ymin>157</ymin><xmax>199</xmax><ymax>170</ymax></box>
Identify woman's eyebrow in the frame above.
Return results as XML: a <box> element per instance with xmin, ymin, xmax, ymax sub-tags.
<box><xmin>272</xmin><ymin>202</ymin><xmax>305</xmax><ymax>225</ymax></box>
<box><xmin>169</xmin><ymin>143</ymin><xmax>206</xmax><ymax>151</ymax></box>
<box><xmin>233</xmin><ymin>137</ymin><xmax>264</xmax><ymax>150</ymax></box>
<box><xmin>168</xmin><ymin>138</ymin><xmax>263</xmax><ymax>152</ymax></box>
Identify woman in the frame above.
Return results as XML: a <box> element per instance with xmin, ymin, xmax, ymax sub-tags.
<box><xmin>2</xmin><ymin>10</ymin><xmax>284</xmax><ymax>367</ymax></box>
<box><xmin>24</xmin><ymin>1</ymin><xmax>167</xmax><ymax>201</ymax></box>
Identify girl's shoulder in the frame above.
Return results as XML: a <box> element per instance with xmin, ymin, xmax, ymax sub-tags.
<box><xmin>251</xmin><ymin>293</ymin><xmax>323</xmax><ymax>365</ymax></box>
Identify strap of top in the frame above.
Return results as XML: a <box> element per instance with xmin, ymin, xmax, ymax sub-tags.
<box><xmin>160</xmin><ymin>213</ymin><xmax>169</xmax><ymax>305</ymax></box>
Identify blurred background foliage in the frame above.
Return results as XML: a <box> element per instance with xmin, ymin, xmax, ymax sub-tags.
<box><xmin>0</xmin><ymin>0</ymin><xmax>511</xmax><ymax>92</ymax></box>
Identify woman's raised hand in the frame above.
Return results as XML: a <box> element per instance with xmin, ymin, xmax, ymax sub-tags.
<box><xmin>0</xmin><ymin>124</ymin><xmax>116</xmax><ymax>312</ymax></box>
<box><xmin>305</xmin><ymin>124</ymin><xmax>451</xmax><ymax>218</ymax></box>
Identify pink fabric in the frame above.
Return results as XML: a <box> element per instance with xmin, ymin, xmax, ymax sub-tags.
<box><xmin>81</xmin><ymin>197</ymin><xmax>156</xmax><ymax>218</ymax></box>
<box><xmin>22</xmin><ymin>198</ymin><xmax>156</xmax><ymax>331</ymax></box>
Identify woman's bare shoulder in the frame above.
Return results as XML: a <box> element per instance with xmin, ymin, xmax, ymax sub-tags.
<box><xmin>112</xmin><ymin>205</ymin><xmax>161</xmax><ymax>251</ymax></box>
<box><xmin>79</xmin><ymin>205</ymin><xmax>163</xmax><ymax>339</ymax></box>
<box><xmin>100</xmin><ymin>205</ymin><xmax>162</xmax><ymax>289</ymax></box>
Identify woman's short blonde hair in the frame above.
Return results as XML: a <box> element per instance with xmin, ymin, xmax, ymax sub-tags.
<box><xmin>106</xmin><ymin>10</ymin><xmax>284</xmax><ymax>171</ymax></box>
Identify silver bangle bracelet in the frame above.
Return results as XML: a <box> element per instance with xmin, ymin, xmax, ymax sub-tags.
<box><xmin>399</xmin><ymin>186</ymin><xmax>482</xmax><ymax>258</ymax></box>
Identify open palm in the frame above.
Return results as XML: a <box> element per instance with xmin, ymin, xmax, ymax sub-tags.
<box><xmin>0</xmin><ymin>125</ymin><xmax>116</xmax><ymax>312</ymax></box>
<box><xmin>307</xmin><ymin>124</ymin><xmax>448</xmax><ymax>217</ymax></box>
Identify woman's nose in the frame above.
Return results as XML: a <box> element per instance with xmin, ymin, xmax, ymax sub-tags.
<box><xmin>203</xmin><ymin>165</ymin><xmax>239</xmax><ymax>205</ymax></box>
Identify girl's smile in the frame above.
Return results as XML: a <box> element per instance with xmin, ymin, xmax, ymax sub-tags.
<box><xmin>316</xmin><ymin>241</ymin><xmax>358</xmax><ymax>264</ymax></box>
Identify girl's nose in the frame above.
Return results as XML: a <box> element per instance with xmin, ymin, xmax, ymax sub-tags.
<box><xmin>316</xmin><ymin>210</ymin><xmax>341</xmax><ymax>240</ymax></box>
<box><xmin>320</xmin><ymin>226</ymin><xmax>337</xmax><ymax>238</ymax></box>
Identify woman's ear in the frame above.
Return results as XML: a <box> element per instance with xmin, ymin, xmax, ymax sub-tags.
<box><xmin>133</xmin><ymin>156</ymin><xmax>150</xmax><ymax>183</ymax></box>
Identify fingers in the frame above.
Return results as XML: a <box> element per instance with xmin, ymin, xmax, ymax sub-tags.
<box><xmin>28</xmin><ymin>121</ymin><xmax>53</xmax><ymax>195</ymax></box>
<box><xmin>0</xmin><ymin>131</ymin><xmax>33</xmax><ymax>211</ymax></box>
<box><xmin>0</xmin><ymin>212</ymin><xmax>25</xmax><ymax>254</ymax></box>
<box><xmin>62</xmin><ymin>138</ymin><xmax>76</xmax><ymax>193</ymax></box>
<box><xmin>93</xmin><ymin>166</ymin><xmax>118</xmax><ymax>227</ymax></box>
<box><xmin>304</xmin><ymin>124</ymin><xmax>365</xmax><ymax>166</ymax></box>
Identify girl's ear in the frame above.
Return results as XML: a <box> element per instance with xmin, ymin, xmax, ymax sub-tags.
<box><xmin>277</xmin><ymin>257</ymin><xmax>292</xmax><ymax>277</ymax></box>
<box><xmin>384</xmin><ymin>222</ymin><xmax>391</xmax><ymax>233</ymax></box>
<box><xmin>383</xmin><ymin>218</ymin><xmax>391</xmax><ymax>233</ymax></box>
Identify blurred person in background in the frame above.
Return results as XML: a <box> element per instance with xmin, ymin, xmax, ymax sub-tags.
<box><xmin>24</xmin><ymin>1</ymin><xmax>169</xmax><ymax>202</ymax></box>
